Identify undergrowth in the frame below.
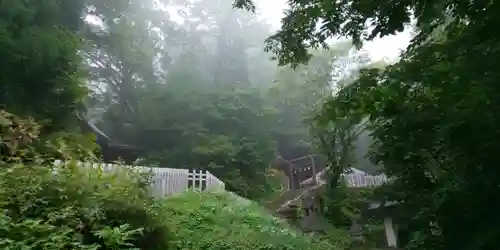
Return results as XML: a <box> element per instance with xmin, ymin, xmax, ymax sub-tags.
<box><xmin>0</xmin><ymin>110</ymin><xmax>171</xmax><ymax>249</ymax></box>
<box><xmin>0</xmin><ymin>109</ymin><xmax>346</xmax><ymax>249</ymax></box>
<box><xmin>161</xmin><ymin>191</ymin><xmax>341</xmax><ymax>250</ymax></box>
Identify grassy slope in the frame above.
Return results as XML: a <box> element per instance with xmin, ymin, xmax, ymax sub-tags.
<box><xmin>160</xmin><ymin>191</ymin><xmax>342</xmax><ymax>250</ymax></box>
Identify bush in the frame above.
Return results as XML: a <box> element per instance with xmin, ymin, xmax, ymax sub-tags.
<box><xmin>160</xmin><ymin>191</ymin><xmax>339</xmax><ymax>250</ymax></box>
<box><xmin>0</xmin><ymin>109</ymin><xmax>99</xmax><ymax>165</ymax></box>
<box><xmin>0</xmin><ymin>162</ymin><xmax>171</xmax><ymax>249</ymax></box>
<box><xmin>321</xmin><ymin>183</ymin><xmax>387</xmax><ymax>249</ymax></box>
<box><xmin>0</xmin><ymin>110</ymin><xmax>344</xmax><ymax>249</ymax></box>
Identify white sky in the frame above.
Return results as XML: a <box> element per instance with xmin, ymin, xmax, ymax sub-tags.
<box><xmin>255</xmin><ymin>0</ymin><xmax>412</xmax><ymax>61</ymax></box>
<box><xmin>101</xmin><ymin>0</ymin><xmax>411</xmax><ymax>62</ymax></box>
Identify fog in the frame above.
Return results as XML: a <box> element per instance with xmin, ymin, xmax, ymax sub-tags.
<box><xmin>79</xmin><ymin>0</ymin><xmax>377</xmax><ymax>197</ymax></box>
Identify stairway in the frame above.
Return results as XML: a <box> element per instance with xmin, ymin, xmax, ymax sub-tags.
<box><xmin>268</xmin><ymin>155</ymin><xmax>329</xmax><ymax>231</ymax></box>
<box><xmin>266</xmin><ymin>188</ymin><xmax>301</xmax><ymax>211</ymax></box>
<box><xmin>267</xmin><ymin>182</ymin><xmax>331</xmax><ymax>233</ymax></box>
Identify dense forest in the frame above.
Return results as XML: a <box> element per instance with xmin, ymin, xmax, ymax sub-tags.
<box><xmin>236</xmin><ymin>0</ymin><xmax>500</xmax><ymax>249</ymax></box>
<box><xmin>1</xmin><ymin>0</ymin><xmax>375</xmax><ymax>201</ymax></box>
<box><xmin>78</xmin><ymin>0</ymin><xmax>373</xmax><ymax>200</ymax></box>
<box><xmin>2</xmin><ymin>0</ymin><xmax>499</xmax><ymax>249</ymax></box>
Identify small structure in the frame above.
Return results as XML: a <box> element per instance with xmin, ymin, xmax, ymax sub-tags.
<box><xmin>76</xmin><ymin>113</ymin><xmax>140</xmax><ymax>163</ymax></box>
<box><xmin>271</xmin><ymin>155</ymin><xmax>329</xmax><ymax>232</ymax></box>
<box><xmin>274</xmin><ymin>154</ymin><xmax>324</xmax><ymax>190</ymax></box>
<box><xmin>74</xmin><ymin>114</ymin><xmax>227</xmax><ymax>197</ymax></box>
<box><xmin>271</xmin><ymin>154</ymin><xmax>395</xmax><ymax>246</ymax></box>
<box><xmin>363</xmin><ymin>200</ymin><xmax>401</xmax><ymax>248</ymax></box>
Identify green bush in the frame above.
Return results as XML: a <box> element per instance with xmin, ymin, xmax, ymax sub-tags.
<box><xmin>321</xmin><ymin>182</ymin><xmax>387</xmax><ymax>249</ymax></box>
<box><xmin>0</xmin><ymin>109</ymin><xmax>99</xmax><ymax>165</ymax></box>
<box><xmin>160</xmin><ymin>191</ymin><xmax>339</xmax><ymax>250</ymax></box>
<box><xmin>0</xmin><ymin>162</ymin><xmax>171</xmax><ymax>249</ymax></box>
<box><xmin>0</xmin><ymin>110</ymin><xmax>345</xmax><ymax>249</ymax></box>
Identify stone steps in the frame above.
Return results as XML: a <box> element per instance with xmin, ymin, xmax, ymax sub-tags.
<box><xmin>265</xmin><ymin>189</ymin><xmax>301</xmax><ymax>211</ymax></box>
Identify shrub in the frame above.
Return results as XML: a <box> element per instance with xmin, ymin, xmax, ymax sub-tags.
<box><xmin>160</xmin><ymin>191</ymin><xmax>339</xmax><ymax>250</ymax></box>
<box><xmin>0</xmin><ymin>109</ymin><xmax>99</xmax><ymax>165</ymax></box>
<box><xmin>0</xmin><ymin>162</ymin><xmax>171</xmax><ymax>249</ymax></box>
<box><xmin>0</xmin><ymin>109</ymin><xmax>40</xmax><ymax>162</ymax></box>
<box><xmin>321</xmin><ymin>183</ymin><xmax>387</xmax><ymax>249</ymax></box>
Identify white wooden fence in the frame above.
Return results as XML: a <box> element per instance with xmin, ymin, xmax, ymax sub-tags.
<box><xmin>53</xmin><ymin>161</ymin><xmax>225</xmax><ymax>198</ymax></box>
<box><xmin>148</xmin><ymin>167</ymin><xmax>225</xmax><ymax>197</ymax></box>
<box><xmin>342</xmin><ymin>173</ymin><xmax>388</xmax><ymax>187</ymax></box>
<box><xmin>299</xmin><ymin>168</ymin><xmax>389</xmax><ymax>188</ymax></box>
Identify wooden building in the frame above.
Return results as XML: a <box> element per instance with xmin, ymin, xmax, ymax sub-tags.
<box><xmin>76</xmin><ymin>114</ymin><xmax>140</xmax><ymax>163</ymax></box>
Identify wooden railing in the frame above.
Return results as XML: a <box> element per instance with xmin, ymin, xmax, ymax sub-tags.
<box><xmin>342</xmin><ymin>173</ymin><xmax>388</xmax><ymax>188</ymax></box>
<box><xmin>148</xmin><ymin>167</ymin><xmax>225</xmax><ymax>197</ymax></box>
<box><xmin>299</xmin><ymin>169</ymin><xmax>389</xmax><ymax>189</ymax></box>
<box><xmin>53</xmin><ymin>161</ymin><xmax>225</xmax><ymax>198</ymax></box>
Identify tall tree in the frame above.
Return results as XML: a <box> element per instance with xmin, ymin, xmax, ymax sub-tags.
<box><xmin>179</xmin><ymin>0</ymin><xmax>273</xmax><ymax>87</ymax></box>
<box><xmin>242</xmin><ymin>0</ymin><xmax>500</xmax><ymax>249</ymax></box>
<box><xmin>265</xmin><ymin>44</ymin><xmax>357</xmax><ymax>159</ymax></box>
<box><xmin>82</xmin><ymin>0</ymin><xmax>281</xmax><ymax>200</ymax></box>
<box><xmin>0</xmin><ymin>0</ymin><xmax>87</xmax><ymax>132</ymax></box>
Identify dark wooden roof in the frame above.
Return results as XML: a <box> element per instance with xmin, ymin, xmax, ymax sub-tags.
<box><xmin>362</xmin><ymin>201</ymin><xmax>400</xmax><ymax>219</ymax></box>
<box><xmin>76</xmin><ymin>113</ymin><xmax>140</xmax><ymax>163</ymax></box>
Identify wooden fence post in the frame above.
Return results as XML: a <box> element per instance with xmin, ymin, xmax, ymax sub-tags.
<box><xmin>188</xmin><ymin>169</ymin><xmax>207</xmax><ymax>191</ymax></box>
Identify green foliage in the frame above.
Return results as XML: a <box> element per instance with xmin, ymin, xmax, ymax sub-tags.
<box><xmin>0</xmin><ymin>109</ymin><xmax>99</xmax><ymax>165</ymax></box>
<box><xmin>295</xmin><ymin>2</ymin><xmax>500</xmax><ymax>250</ymax></box>
<box><xmin>82</xmin><ymin>0</ymin><xmax>282</xmax><ymax>201</ymax></box>
<box><xmin>0</xmin><ymin>162</ymin><xmax>170</xmax><ymax>249</ymax></box>
<box><xmin>1</xmin><ymin>0</ymin><xmax>390</xmax><ymax>249</ymax></box>
<box><xmin>83</xmin><ymin>0</ymin><xmax>359</xmax><ymax>202</ymax></box>
<box><xmin>160</xmin><ymin>191</ymin><xmax>338</xmax><ymax>250</ymax></box>
<box><xmin>0</xmin><ymin>0</ymin><xmax>87</xmax><ymax>132</ymax></box>
<box><xmin>321</xmin><ymin>184</ymin><xmax>387</xmax><ymax>248</ymax></box>
<box><xmin>0</xmin><ymin>109</ymin><xmax>40</xmax><ymax>160</ymax></box>
<box><xmin>313</xmin><ymin>228</ymin><xmax>354</xmax><ymax>250</ymax></box>
<box><xmin>322</xmin><ymin>184</ymin><xmax>371</xmax><ymax>227</ymax></box>
<box><xmin>117</xmin><ymin>81</ymin><xmax>279</xmax><ymax>200</ymax></box>
<box><xmin>124</xmin><ymin>46</ymin><xmax>351</xmax><ymax>200</ymax></box>
<box><xmin>39</xmin><ymin>131</ymin><xmax>101</xmax><ymax>161</ymax></box>
<box><xmin>264</xmin><ymin>48</ymin><xmax>345</xmax><ymax>158</ymax></box>
<box><xmin>233</xmin><ymin>0</ymin><xmax>481</xmax><ymax>67</ymax></box>
<box><xmin>0</xmin><ymin>110</ymin><xmax>170</xmax><ymax>249</ymax></box>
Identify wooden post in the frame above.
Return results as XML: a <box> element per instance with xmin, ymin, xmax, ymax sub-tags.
<box><xmin>310</xmin><ymin>155</ymin><xmax>317</xmax><ymax>185</ymax></box>
<box><xmin>288</xmin><ymin>162</ymin><xmax>295</xmax><ymax>190</ymax></box>
<box><xmin>383</xmin><ymin>216</ymin><xmax>398</xmax><ymax>247</ymax></box>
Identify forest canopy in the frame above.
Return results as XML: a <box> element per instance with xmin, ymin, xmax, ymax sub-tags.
<box><xmin>7</xmin><ymin>0</ymin><xmax>500</xmax><ymax>249</ymax></box>
<box><xmin>232</xmin><ymin>0</ymin><xmax>500</xmax><ymax>249</ymax></box>
<box><xmin>68</xmin><ymin>0</ymin><xmax>374</xmax><ymax>201</ymax></box>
